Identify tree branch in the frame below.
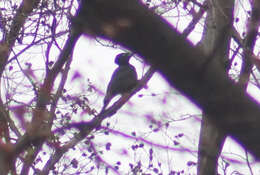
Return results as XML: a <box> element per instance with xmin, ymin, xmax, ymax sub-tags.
<box><xmin>238</xmin><ymin>0</ymin><xmax>260</xmax><ymax>89</ymax></box>
<box><xmin>40</xmin><ymin>67</ymin><xmax>155</xmax><ymax>174</ymax></box>
<box><xmin>13</xmin><ymin>27</ymin><xmax>81</xmax><ymax>162</ymax></box>
<box><xmin>76</xmin><ymin>0</ymin><xmax>260</xmax><ymax>158</ymax></box>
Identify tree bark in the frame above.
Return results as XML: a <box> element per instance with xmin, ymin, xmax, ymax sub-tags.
<box><xmin>197</xmin><ymin>0</ymin><xmax>234</xmax><ymax>174</ymax></box>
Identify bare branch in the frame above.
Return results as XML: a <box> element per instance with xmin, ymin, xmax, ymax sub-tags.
<box><xmin>238</xmin><ymin>0</ymin><xmax>260</xmax><ymax>89</ymax></box>
<box><xmin>182</xmin><ymin>1</ymin><xmax>207</xmax><ymax>38</ymax></box>
<box><xmin>40</xmin><ymin>67</ymin><xmax>155</xmax><ymax>174</ymax></box>
<box><xmin>12</xmin><ymin>26</ymin><xmax>81</xmax><ymax>163</ymax></box>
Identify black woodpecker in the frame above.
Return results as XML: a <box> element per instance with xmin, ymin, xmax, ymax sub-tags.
<box><xmin>103</xmin><ymin>53</ymin><xmax>138</xmax><ymax>109</ymax></box>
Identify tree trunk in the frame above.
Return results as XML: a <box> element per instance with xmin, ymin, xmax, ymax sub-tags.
<box><xmin>197</xmin><ymin>0</ymin><xmax>234</xmax><ymax>174</ymax></box>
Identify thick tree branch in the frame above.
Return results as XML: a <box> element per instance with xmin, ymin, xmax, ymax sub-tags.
<box><xmin>76</xmin><ymin>0</ymin><xmax>260</xmax><ymax>158</ymax></box>
<box><xmin>0</xmin><ymin>1</ymin><xmax>40</xmax><ymax>174</ymax></box>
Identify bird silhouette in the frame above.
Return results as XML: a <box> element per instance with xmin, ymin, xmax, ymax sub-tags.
<box><xmin>103</xmin><ymin>52</ymin><xmax>138</xmax><ymax>110</ymax></box>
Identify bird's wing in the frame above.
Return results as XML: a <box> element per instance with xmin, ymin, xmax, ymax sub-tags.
<box><xmin>103</xmin><ymin>65</ymin><xmax>137</xmax><ymax>106</ymax></box>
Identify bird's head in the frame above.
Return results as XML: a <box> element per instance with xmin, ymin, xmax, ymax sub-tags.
<box><xmin>115</xmin><ymin>52</ymin><xmax>134</xmax><ymax>65</ymax></box>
